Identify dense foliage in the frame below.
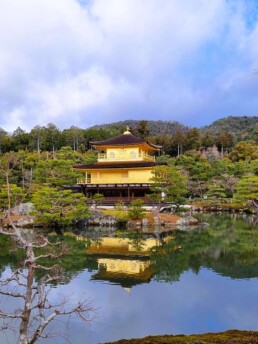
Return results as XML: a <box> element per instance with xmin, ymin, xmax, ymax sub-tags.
<box><xmin>0</xmin><ymin>116</ymin><xmax>257</xmax><ymax>154</ymax></box>
<box><xmin>0</xmin><ymin>117</ymin><xmax>257</xmax><ymax>220</ymax></box>
<box><xmin>128</xmin><ymin>199</ymin><xmax>146</xmax><ymax>219</ymax></box>
<box><xmin>0</xmin><ymin>147</ymin><xmax>94</xmax><ymax>226</ymax></box>
<box><xmin>150</xmin><ymin>165</ymin><xmax>187</xmax><ymax>204</ymax></box>
<box><xmin>32</xmin><ymin>186</ymin><xmax>90</xmax><ymax>226</ymax></box>
<box><xmin>202</xmin><ymin>116</ymin><xmax>258</xmax><ymax>142</ymax></box>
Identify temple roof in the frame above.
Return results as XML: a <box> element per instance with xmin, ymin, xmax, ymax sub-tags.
<box><xmin>73</xmin><ymin>161</ymin><xmax>166</xmax><ymax>170</ymax></box>
<box><xmin>90</xmin><ymin>131</ymin><xmax>161</xmax><ymax>150</ymax></box>
<box><xmin>91</xmin><ymin>270</ymin><xmax>152</xmax><ymax>288</ymax></box>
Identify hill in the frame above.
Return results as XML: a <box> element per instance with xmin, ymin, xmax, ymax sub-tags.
<box><xmin>88</xmin><ymin>116</ymin><xmax>258</xmax><ymax>141</ymax></box>
<box><xmin>88</xmin><ymin>119</ymin><xmax>188</xmax><ymax>136</ymax></box>
<box><xmin>201</xmin><ymin>116</ymin><xmax>258</xmax><ymax>141</ymax></box>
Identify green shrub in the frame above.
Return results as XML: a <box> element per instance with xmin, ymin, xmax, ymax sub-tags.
<box><xmin>128</xmin><ymin>199</ymin><xmax>146</xmax><ymax>220</ymax></box>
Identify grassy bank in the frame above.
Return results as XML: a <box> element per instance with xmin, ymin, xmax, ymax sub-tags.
<box><xmin>105</xmin><ymin>330</ymin><xmax>258</xmax><ymax>343</ymax></box>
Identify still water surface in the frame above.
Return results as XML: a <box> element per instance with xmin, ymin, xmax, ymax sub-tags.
<box><xmin>1</xmin><ymin>213</ymin><xmax>258</xmax><ymax>343</ymax></box>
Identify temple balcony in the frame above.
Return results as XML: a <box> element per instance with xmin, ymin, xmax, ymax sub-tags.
<box><xmin>97</xmin><ymin>153</ymin><xmax>155</xmax><ymax>162</ymax></box>
<box><xmin>77</xmin><ymin>177</ymin><xmax>154</xmax><ymax>185</ymax></box>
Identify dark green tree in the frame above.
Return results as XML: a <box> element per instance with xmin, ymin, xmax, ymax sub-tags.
<box><xmin>216</xmin><ymin>131</ymin><xmax>234</xmax><ymax>156</ymax></box>
<box><xmin>33</xmin><ymin>159</ymin><xmax>80</xmax><ymax>188</ymax></box>
<box><xmin>63</xmin><ymin>126</ymin><xmax>85</xmax><ymax>151</ymax></box>
<box><xmin>12</xmin><ymin>127</ymin><xmax>30</xmax><ymax>151</ymax></box>
<box><xmin>128</xmin><ymin>199</ymin><xmax>146</xmax><ymax>220</ymax></box>
<box><xmin>30</xmin><ymin>125</ymin><xmax>46</xmax><ymax>155</ymax></box>
<box><xmin>32</xmin><ymin>186</ymin><xmax>90</xmax><ymax>226</ymax></box>
<box><xmin>136</xmin><ymin>120</ymin><xmax>150</xmax><ymax>139</ymax></box>
<box><xmin>171</xmin><ymin>129</ymin><xmax>186</xmax><ymax>157</ymax></box>
<box><xmin>176</xmin><ymin>155</ymin><xmax>212</xmax><ymax>198</ymax></box>
<box><xmin>151</xmin><ymin>134</ymin><xmax>172</xmax><ymax>155</ymax></box>
<box><xmin>56</xmin><ymin>146</ymin><xmax>79</xmax><ymax>161</ymax></box>
<box><xmin>0</xmin><ymin>152</ymin><xmax>19</xmax><ymax>210</ymax></box>
<box><xmin>84</xmin><ymin>128</ymin><xmax>115</xmax><ymax>149</ymax></box>
<box><xmin>233</xmin><ymin>175</ymin><xmax>258</xmax><ymax>204</ymax></box>
<box><xmin>0</xmin><ymin>183</ymin><xmax>26</xmax><ymax>210</ymax></box>
<box><xmin>185</xmin><ymin>128</ymin><xmax>200</xmax><ymax>151</ymax></box>
<box><xmin>201</xmin><ymin>133</ymin><xmax>215</xmax><ymax>148</ymax></box>
<box><xmin>254</xmin><ymin>123</ymin><xmax>258</xmax><ymax>145</ymax></box>
<box><xmin>206</xmin><ymin>182</ymin><xmax>228</xmax><ymax>199</ymax></box>
<box><xmin>43</xmin><ymin>123</ymin><xmax>61</xmax><ymax>157</ymax></box>
<box><xmin>92</xmin><ymin>193</ymin><xmax>104</xmax><ymax>208</ymax></box>
<box><xmin>0</xmin><ymin>128</ymin><xmax>8</xmax><ymax>154</ymax></box>
<box><xmin>150</xmin><ymin>165</ymin><xmax>187</xmax><ymax>204</ymax></box>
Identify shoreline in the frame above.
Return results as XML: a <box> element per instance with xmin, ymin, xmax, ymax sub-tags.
<box><xmin>105</xmin><ymin>330</ymin><xmax>258</xmax><ymax>343</ymax></box>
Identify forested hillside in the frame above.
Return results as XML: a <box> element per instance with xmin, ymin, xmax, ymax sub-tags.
<box><xmin>0</xmin><ymin>116</ymin><xmax>256</xmax><ymax>155</ymax></box>
<box><xmin>201</xmin><ymin>116</ymin><xmax>258</xmax><ymax>142</ymax></box>
<box><xmin>89</xmin><ymin>119</ymin><xmax>188</xmax><ymax>136</ymax></box>
<box><xmin>0</xmin><ymin>115</ymin><xmax>257</xmax><ymax>222</ymax></box>
<box><xmin>89</xmin><ymin>116</ymin><xmax>258</xmax><ymax>142</ymax></box>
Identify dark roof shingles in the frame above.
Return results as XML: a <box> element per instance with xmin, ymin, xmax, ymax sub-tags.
<box><xmin>90</xmin><ymin>133</ymin><xmax>161</xmax><ymax>149</ymax></box>
<box><xmin>73</xmin><ymin>161</ymin><xmax>166</xmax><ymax>169</ymax></box>
<box><xmin>90</xmin><ymin>134</ymin><xmax>144</xmax><ymax>146</ymax></box>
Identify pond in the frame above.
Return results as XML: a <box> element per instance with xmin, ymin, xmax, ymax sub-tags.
<box><xmin>1</xmin><ymin>213</ymin><xmax>258</xmax><ymax>343</ymax></box>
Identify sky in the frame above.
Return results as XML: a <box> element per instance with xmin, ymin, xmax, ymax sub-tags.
<box><xmin>0</xmin><ymin>0</ymin><xmax>258</xmax><ymax>133</ymax></box>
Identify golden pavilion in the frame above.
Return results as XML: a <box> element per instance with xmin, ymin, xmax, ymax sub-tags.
<box><xmin>74</xmin><ymin>128</ymin><xmax>165</xmax><ymax>204</ymax></box>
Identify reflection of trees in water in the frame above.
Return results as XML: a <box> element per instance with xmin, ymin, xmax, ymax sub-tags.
<box><xmin>0</xmin><ymin>235</ymin><xmax>25</xmax><ymax>275</ymax></box>
<box><xmin>127</xmin><ymin>231</ymin><xmax>145</xmax><ymax>252</ymax></box>
<box><xmin>2</xmin><ymin>214</ymin><xmax>258</xmax><ymax>288</ymax></box>
<box><xmin>0</xmin><ymin>231</ymin><xmax>98</xmax><ymax>282</ymax></box>
<box><xmin>151</xmin><ymin>214</ymin><xmax>258</xmax><ymax>283</ymax></box>
<box><xmin>244</xmin><ymin>214</ymin><xmax>258</xmax><ymax>227</ymax></box>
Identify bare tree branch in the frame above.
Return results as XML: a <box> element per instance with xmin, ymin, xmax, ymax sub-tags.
<box><xmin>0</xmin><ymin>166</ymin><xmax>96</xmax><ymax>342</ymax></box>
<box><xmin>0</xmin><ymin>290</ymin><xmax>25</xmax><ymax>298</ymax></box>
<box><xmin>0</xmin><ymin>310</ymin><xmax>23</xmax><ymax>319</ymax></box>
<box><xmin>0</xmin><ymin>220</ymin><xmax>96</xmax><ymax>343</ymax></box>
<box><xmin>29</xmin><ymin>300</ymin><xmax>96</xmax><ymax>344</ymax></box>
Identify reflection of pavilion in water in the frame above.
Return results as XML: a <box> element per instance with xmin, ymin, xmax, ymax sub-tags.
<box><xmin>94</xmin><ymin>258</ymin><xmax>153</xmax><ymax>289</ymax></box>
<box><xmin>77</xmin><ymin>235</ymin><xmax>174</xmax><ymax>289</ymax></box>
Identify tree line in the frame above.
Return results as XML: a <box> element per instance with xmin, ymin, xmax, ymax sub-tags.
<box><xmin>0</xmin><ymin>119</ymin><xmax>256</xmax><ymax>225</ymax></box>
<box><xmin>0</xmin><ymin>118</ymin><xmax>257</xmax><ymax>156</ymax></box>
<box><xmin>151</xmin><ymin>142</ymin><xmax>258</xmax><ymax>207</ymax></box>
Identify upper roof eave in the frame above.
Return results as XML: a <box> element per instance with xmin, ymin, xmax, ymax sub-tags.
<box><xmin>90</xmin><ymin>133</ymin><xmax>161</xmax><ymax>150</ymax></box>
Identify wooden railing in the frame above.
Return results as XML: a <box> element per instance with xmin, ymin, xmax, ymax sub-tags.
<box><xmin>77</xmin><ymin>178</ymin><xmax>154</xmax><ymax>185</ymax></box>
<box><xmin>98</xmin><ymin>153</ymin><xmax>155</xmax><ymax>162</ymax></box>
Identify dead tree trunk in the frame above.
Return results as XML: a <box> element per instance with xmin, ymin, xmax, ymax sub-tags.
<box><xmin>19</xmin><ymin>246</ymin><xmax>35</xmax><ymax>344</ymax></box>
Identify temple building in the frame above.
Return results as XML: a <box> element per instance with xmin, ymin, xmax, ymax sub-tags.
<box><xmin>74</xmin><ymin>128</ymin><xmax>165</xmax><ymax>204</ymax></box>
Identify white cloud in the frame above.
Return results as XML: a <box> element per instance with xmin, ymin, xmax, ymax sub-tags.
<box><xmin>28</xmin><ymin>68</ymin><xmax>140</xmax><ymax>127</ymax></box>
<box><xmin>0</xmin><ymin>0</ymin><xmax>257</xmax><ymax>132</ymax></box>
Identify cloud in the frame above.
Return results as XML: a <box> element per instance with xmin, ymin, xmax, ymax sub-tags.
<box><xmin>27</xmin><ymin>68</ymin><xmax>141</xmax><ymax>128</ymax></box>
<box><xmin>0</xmin><ymin>0</ymin><xmax>257</xmax><ymax>132</ymax></box>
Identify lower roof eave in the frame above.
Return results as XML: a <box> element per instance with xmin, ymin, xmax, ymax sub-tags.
<box><xmin>73</xmin><ymin>161</ymin><xmax>167</xmax><ymax>170</ymax></box>
<box><xmin>78</xmin><ymin>183</ymin><xmax>153</xmax><ymax>188</ymax></box>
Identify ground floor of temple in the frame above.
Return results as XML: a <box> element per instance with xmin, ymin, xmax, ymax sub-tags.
<box><xmin>79</xmin><ymin>183</ymin><xmax>155</xmax><ymax>205</ymax></box>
